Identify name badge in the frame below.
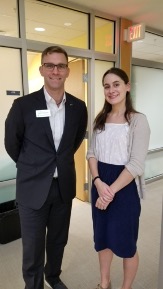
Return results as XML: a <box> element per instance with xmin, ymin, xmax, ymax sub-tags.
<box><xmin>36</xmin><ymin>109</ymin><xmax>51</xmax><ymax>117</ymax></box>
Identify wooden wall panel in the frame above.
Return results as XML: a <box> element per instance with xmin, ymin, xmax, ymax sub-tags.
<box><xmin>119</xmin><ymin>18</ymin><xmax>132</xmax><ymax>80</ymax></box>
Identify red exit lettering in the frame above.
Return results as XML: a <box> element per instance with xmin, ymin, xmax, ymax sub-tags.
<box><xmin>129</xmin><ymin>24</ymin><xmax>141</xmax><ymax>40</ymax></box>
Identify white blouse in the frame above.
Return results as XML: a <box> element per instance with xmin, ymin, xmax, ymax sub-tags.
<box><xmin>95</xmin><ymin>123</ymin><xmax>129</xmax><ymax>165</ymax></box>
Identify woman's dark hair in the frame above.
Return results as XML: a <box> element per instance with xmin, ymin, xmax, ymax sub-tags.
<box><xmin>94</xmin><ymin>67</ymin><xmax>137</xmax><ymax>131</ymax></box>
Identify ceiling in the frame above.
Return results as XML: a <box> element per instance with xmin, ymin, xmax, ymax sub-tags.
<box><xmin>62</xmin><ymin>0</ymin><xmax>163</xmax><ymax>63</ymax></box>
<box><xmin>52</xmin><ymin>0</ymin><xmax>163</xmax><ymax>63</ymax></box>
<box><xmin>1</xmin><ymin>0</ymin><xmax>163</xmax><ymax>63</ymax></box>
<box><xmin>63</xmin><ymin>0</ymin><xmax>163</xmax><ymax>32</ymax></box>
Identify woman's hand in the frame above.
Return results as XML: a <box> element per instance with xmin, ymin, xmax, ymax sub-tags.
<box><xmin>95</xmin><ymin>196</ymin><xmax>112</xmax><ymax>210</ymax></box>
<box><xmin>94</xmin><ymin>178</ymin><xmax>115</xmax><ymax>210</ymax></box>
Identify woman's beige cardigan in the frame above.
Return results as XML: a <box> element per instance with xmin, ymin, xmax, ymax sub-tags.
<box><xmin>87</xmin><ymin>113</ymin><xmax>150</xmax><ymax>199</ymax></box>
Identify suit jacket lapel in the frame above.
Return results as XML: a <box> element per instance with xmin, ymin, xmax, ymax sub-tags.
<box><xmin>57</xmin><ymin>94</ymin><xmax>74</xmax><ymax>153</ymax></box>
<box><xmin>34</xmin><ymin>88</ymin><xmax>56</xmax><ymax>150</ymax></box>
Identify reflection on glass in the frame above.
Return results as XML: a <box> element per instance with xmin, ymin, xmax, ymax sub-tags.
<box><xmin>95</xmin><ymin>17</ymin><xmax>114</xmax><ymax>53</ymax></box>
<box><xmin>0</xmin><ymin>0</ymin><xmax>19</xmax><ymax>37</ymax></box>
<box><xmin>25</xmin><ymin>0</ymin><xmax>88</xmax><ymax>49</ymax></box>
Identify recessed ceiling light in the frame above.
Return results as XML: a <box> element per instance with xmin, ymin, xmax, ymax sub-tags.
<box><xmin>64</xmin><ymin>22</ymin><xmax>72</xmax><ymax>27</ymax></box>
<box><xmin>35</xmin><ymin>27</ymin><xmax>45</xmax><ymax>32</ymax></box>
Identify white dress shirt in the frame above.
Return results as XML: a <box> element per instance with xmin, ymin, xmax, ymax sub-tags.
<box><xmin>44</xmin><ymin>86</ymin><xmax>66</xmax><ymax>177</ymax></box>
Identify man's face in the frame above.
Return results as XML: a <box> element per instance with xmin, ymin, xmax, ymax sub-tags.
<box><xmin>39</xmin><ymin>52</ymin><xmax>70</xmax><ymax>92</ymax></box>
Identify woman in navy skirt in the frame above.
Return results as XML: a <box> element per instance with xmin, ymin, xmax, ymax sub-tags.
<box><xmin>87</xmin><ymin>67</ymin><xmax>150</xmax><ymax>289</ymax></box>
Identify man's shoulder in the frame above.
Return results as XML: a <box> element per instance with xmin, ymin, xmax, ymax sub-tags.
<box><xmin>65</xmin><ymin>92</ymin><xmax>86</xmax><ymax>106</ymax></box>
<box><xmin>15</xmin><ymin>88</ymin><xmax>44</xmax><ymax>104</ymax></box>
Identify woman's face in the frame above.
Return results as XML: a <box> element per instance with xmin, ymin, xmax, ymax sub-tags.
<box><xmin>103</xmin><ymin>73</ymin><xmax>130</xmax><ymax>106</ymax></box>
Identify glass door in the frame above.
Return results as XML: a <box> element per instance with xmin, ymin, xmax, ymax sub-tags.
<box><xmin>27</xmin><ymin>52</ymin><xmax>88</xmax><ymax>201</ymax></box>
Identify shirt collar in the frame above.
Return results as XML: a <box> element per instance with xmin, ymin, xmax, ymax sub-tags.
<box><xmin>43</xmin><ymin>86</ymin><xmax>66</xmax><ymax>105</ymax></box>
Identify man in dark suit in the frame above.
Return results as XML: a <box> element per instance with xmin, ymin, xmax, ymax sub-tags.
<box><xmin>4</xmin><ymin>46</ymin><xmax>88</xmax><ymax>289</ymax></box>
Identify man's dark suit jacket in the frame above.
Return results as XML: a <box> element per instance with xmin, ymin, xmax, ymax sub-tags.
<box><xmin>5</xmin><ymin>88</ymin><xmax>88</xmax><ymax>210</ymax></box>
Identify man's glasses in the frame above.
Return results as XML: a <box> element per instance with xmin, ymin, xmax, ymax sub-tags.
<box><xmin>42</xmin><ymin>63</ymin><xmax>68</xmax><ymax>72</ymax></box>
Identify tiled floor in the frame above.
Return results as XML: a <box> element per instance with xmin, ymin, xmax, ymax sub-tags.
<box><xmin>0</xmin><ymin>179</ymin><xmax>163</xmax><ymax>289</ymax></box>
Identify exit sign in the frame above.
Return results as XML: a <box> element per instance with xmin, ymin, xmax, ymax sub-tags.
<box><xmin>124</xmin><ymin>23</ymin><xmax>145</xmax><ymax>42</ymax></box>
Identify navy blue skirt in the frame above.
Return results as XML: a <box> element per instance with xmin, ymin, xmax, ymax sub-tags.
<box><xmin>91</xmin><ymin>161</ymin><xmax>141</xmax><ymax>258</ymax></box>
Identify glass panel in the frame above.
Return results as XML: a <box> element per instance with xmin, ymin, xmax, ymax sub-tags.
<box><xmin>0</xmin><ymin>47</ymin><xmax>23</xmax><ymax>203</ymax></box>
<box><xmin>145</xmin><ymin>150</ymin><xmax>163</xmax><ymax>180</ymax></box>
<box><xmin>95</xmin><ymin>60</ymin><xmax>113</xmax><ymax>117</ymax></box>
<box><xmin>95</xmin><ymin>17</ymin><xmax>114</xmax><ymax>53</ymax></box>
<box><xmin>0</xmin><ymin>180</ymin><xmax>16</xmax><ymax>203</ymax></box>
<box><xmin>25</xmin><ymin>0</ymin><xmax>88</xmax><ymax>49</ymax></box>
<box><xmin>0</xmin><ymin>0</ymin><xmax>19</xmax><ymax>37</ymax></box>
<box><xmin>131</xmin><ymin>65</ymin><xmax>163</xmax><ymax>180</ymax></box>
<box><xmin>131</xmin><ymin>66</ymin><xmax>163</xmax><ymax>150</ymax></box>
<box><xmin>27</xmin><ymin>52</ymin><xmax>43</xmax><ymax>93</ymax></box>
